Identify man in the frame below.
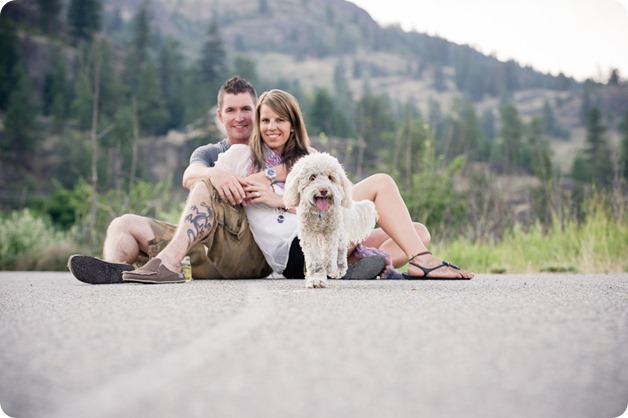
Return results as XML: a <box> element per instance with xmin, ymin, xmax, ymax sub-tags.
<box><xmin>69</xmin><ymin>76</ymin><xmax>280</xmax><ymax>284</ymax></box>
<box><xmin>68</xmin><ymin>76</ymin><xmax>385</xmax><ymax>284</ymax></box>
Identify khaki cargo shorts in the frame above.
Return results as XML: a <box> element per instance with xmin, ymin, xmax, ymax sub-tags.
<box><xmin>136</xmin><ymin>179</ymin><xmax>272</xmax><ymax>279</ymax></box>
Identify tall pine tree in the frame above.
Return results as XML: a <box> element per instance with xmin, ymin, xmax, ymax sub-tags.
<box><xmin>123</xmin><ymin>2</ymin><xmax>152</xmax><ymax>94</ymax></box>
<box><xmin>496</xmin><ymin>103</ymin><xmax>523</xmax><ymax>174</ymax></box>
<box><xmin>198</xmin><ymin>20</ymin><xmax>227</xmax><ymax>94</ymax></box>
<box><xmin>0</xmin><ymin>13</ymin><xmax>20</xmax><ymax>110</ymax></box>
<box><xmin>620</xmin><ymin>110</ymin><xmax>628</xmax><ymax>181</ymax></box>
<box><xmin>158</xmin><ymin>38</ymin><xmax>186</xmax><ymax>131</ymax></box>
<box><xmin>2</xmin><ymin>65</ymin><xmax>39</xmax><ymax>160</ymax></box>
<box><xmin>36</xmin><ymin>0</ymin><xmax>62</xmax><ymax>34</ymax></box>
<box><xmin>67</xmin><ymin>0</ymin><xmax>102</xmax><ymax>43</ymax></box>
<box><xmin>584</xmin><ymin>107</ymin><xmax>614</xmax><ymax>188</ymax></box>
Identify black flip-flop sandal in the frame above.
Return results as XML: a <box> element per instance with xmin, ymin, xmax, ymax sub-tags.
<box><xmin>401</xmin><ymin>251</ymin><xmax>469</xmax><ymax>280</ymax></box>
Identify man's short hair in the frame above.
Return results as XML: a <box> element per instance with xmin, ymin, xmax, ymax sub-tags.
<box><xmin>217</xmin><ymin>76</ymin><xmax>257</xmax><ymax>110</ymax></box>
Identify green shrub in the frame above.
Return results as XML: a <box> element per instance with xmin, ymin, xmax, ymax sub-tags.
<box><xmin>0</xmin><ymin>209</ymin><xmax>80</xmax><ymax>270</ymax></box>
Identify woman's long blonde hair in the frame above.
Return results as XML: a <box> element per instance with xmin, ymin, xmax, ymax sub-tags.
<box><xmin>249</xmin><ymin>89</ymin><xmax>310</xmax><ymax>172</ymax></box>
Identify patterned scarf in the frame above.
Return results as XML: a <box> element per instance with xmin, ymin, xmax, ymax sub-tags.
<box><xmin>247</xmin><ymin>143</ymin><xmax>283</xmax><ymax>176</ymax></box>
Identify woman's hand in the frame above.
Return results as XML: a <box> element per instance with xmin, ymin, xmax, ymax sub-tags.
<box><xmin>246</xmin><ymin>170</ymin><xmax>273</xmax><ymax>187</ymax></box>
<box><xmin>243</xmin><ymin>180</ymin><xmax>284</xmax><ymax>208</ymax></box>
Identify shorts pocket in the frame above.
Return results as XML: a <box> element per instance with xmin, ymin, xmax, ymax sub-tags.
<box><xmin>217</xmin><ymin>201</ymin><xmax>246</xmax><ymax>238</ymax></box>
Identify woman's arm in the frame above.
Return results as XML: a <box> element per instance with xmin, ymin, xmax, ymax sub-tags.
<box><xmin>246</xmin><ymin>163</ymin><xmax>287</xmax><ymax>186</ymax></box>
<box><xmin>246</xmin><ymin>148</ymin><xmax>318</xmax><ymax>185</ymax></box>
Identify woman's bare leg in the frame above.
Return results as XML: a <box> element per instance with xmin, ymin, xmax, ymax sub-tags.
<box><xmin>359</xmin><ymin>223</ymin><xmax>430</xmax><ymax>267</ymax></box>
<box><xmin>352</xmin><ymin>173</ymin><xmax>473</xmax><ymax>279</ymax></box>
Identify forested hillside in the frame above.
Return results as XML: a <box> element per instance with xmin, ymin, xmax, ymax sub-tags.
<box><xmin>0</xmin><ymin>0</ymin><xmax>627</xmax><ymax>268</ymax></box>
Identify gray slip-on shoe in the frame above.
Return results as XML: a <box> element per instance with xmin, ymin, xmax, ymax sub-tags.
<box><xmin>342</xmin><ymin>255</ymin><xmax>387</xmax><ymax>280</ymax></box>
<box><xmin>122</xmin><ymin>258</ymin><xmax>186</xmax><ymax>284</ymax></box>
<box><xmin>68</xmin><ymin>254</ymin><xmax>133</xmax><ymax>285</ymax></box>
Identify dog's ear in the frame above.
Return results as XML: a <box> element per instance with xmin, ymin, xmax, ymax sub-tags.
<box><xmin>339</xmin><ymin>164</ymin><xmax>354</xmax><ymax>208</ymax></box>
<box><xmin>283</xmin><ymin>163</ymin><xmax>302</xmax><ymax>209</ymax></box>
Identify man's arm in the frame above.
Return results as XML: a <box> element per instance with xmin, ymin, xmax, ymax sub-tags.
<box><xmin>182</xmin><ymin>163</ymin><xmax>247</xmax><ymax>205</ymax></box>
<box><xmin>182</xmin><ymin>163</ymin><xmax>213</xmax><ymax>189</ymax></box>
<box><xmin>183</xmin><ymin>141</ymin><xmax>248</xmax><ymax>205</ymax></box>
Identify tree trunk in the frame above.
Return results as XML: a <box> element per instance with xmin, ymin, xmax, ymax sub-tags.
<box><xmin>88</xmin><ymin>41</ymin><xmax>101</xmax><ymax>246</ymax></box>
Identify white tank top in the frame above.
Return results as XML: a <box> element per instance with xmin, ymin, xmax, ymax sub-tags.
<box><xmin>215</xmin><ymin>144</ymin><xmax>298</xmax><ymax>274</ymax></box>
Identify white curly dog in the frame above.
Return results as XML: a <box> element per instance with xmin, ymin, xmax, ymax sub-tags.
<box><xmin>284</xmin><ymin>153</ymin><xmax>378</xmax><ymax>288</ymax></box>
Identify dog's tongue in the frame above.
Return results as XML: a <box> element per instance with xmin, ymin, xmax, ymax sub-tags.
<box><xmin>315</xmin><ymin>197</ymin><xmax>329</xmax><ymax>211</ymax></box>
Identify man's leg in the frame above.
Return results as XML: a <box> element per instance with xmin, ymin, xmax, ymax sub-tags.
<box><xmin>103</xmin><ymin>214</ymin><xmax>156</xmax><ymax>263</ymax></box>
<box><xmin>68</xmin><ymin>214</ymin><xmax>156</xmax><ymax>285</ymax></box>
<box><xmin>155</xmin><ymin>180</ymin><xmax>215</xmax><ymax>273</ymax></box>
<box><xmin>122</xmin><ymin>181</ymin><xmax>216</xmax><ymax>283</ymax></box>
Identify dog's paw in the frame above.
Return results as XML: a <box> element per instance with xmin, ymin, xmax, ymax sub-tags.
<box><xmin>305</xmin><ymin>276</ymin><xmax>327</xmax><ymax>288</ymax></box>
<box><xmin>330</xmin><ymin>267</ymin><xmax>347</xmax><ymax>279</ymax></box>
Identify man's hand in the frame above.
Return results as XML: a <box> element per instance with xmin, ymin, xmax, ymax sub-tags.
<box><xmin>212</xmin><ymin>169</ymin><xmax>248</xmax><ymax>205</ymax></box>
<box><xmin>247</xmin><ymin>170</ymin><xmax>273</xmax><ymax>188</ymax></box>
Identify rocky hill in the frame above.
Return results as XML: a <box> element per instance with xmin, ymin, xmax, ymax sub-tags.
<box><xmin>97</xmin><ymin>0</ymin><xmax>627</xmax><ymax>166</ymax></box>
<box><xmin>2</xmin><ymin>0</ymin><xmax>627</xmax><ymax>195</ymax></box>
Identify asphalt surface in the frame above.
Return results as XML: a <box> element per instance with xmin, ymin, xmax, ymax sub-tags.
<box><xmin>0</xmin><ymin>271</ymin><xmax>627</xmax><ymax>418</ymax></box>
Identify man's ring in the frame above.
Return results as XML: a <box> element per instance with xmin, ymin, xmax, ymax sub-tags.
<box><xmin>255</xmin><ymin>192</ymin><xmax>260</xmax><ymax>198</ymax></box>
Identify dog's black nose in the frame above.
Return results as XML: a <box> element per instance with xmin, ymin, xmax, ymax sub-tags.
<box><xmin>319</xmin><ymin>189</ymin><xmax>328</xmax><ymax>196</ymax></box>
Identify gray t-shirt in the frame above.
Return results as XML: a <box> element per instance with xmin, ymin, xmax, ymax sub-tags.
<box><xmin>188</xmin><ymin>138</ymin><xmax>231</xmax><ymax>167</ymax></box>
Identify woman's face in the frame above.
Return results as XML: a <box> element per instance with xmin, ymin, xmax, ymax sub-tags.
<box><xmin>259</xmin><ymin>104</ymin><xmax>292</xmax><ymax>154</ymax></box>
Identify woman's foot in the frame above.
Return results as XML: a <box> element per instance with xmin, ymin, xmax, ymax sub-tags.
<box><xmin>403</xmin><ymin>251</ymin><xmax>474</xmax><ymax>280</ymax></box>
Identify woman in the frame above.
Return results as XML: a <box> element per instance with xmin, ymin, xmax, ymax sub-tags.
<box><xmin>213</xmin><ymin>89</ymin><xmax>309</xmax><ymax>277</ymax></box>
<box><xmin>216</xmin><ymin>89</ymin><xmax>473</xmax><ymax>280</ymax></box>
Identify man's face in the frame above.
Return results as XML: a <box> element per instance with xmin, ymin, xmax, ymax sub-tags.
<box><xmin>217</xmin><ymin>93</ymin><xmax>256</xmax><ymax>144</ymax></box>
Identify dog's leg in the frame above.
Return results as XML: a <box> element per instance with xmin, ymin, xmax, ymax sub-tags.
<box><xmin>335</xmin><ymin>235</ymin><xmax>349</xmax><ymax>278</ymax></box>
<box><xmin>330</xmin><ymin>234</ymin><xmax>349</xmax><ymax>279</ymax></box>
<box><xmin>303</xmin><ymin>234</ymin><xmax>328</xmax><ymax>288</ymax></box>
<box><xmin>323</xmin><ymin>233</ymin><xmax>336</xmax><ymax>279</ymax></box>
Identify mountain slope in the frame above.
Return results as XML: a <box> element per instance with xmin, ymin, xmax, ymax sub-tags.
<box><xmin>103</xmin><ymin>0</ymin><xmax>572</xmax><ymax>96</ymax></box>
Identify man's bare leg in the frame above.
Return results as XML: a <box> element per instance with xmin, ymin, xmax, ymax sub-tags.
<box><xmin>127</xmin><ymin>181</ymin><xmax>215</xmax><ymax>274</ymax></box>
<box><xmin>68</xmin><ymin>214</ymin><xmax>155</xmax><ymax>284</ymax></box>
<box><xmin>102</xmin><ymin>214</ymin><xmax>155</xmax><ymax>263</ymax></box>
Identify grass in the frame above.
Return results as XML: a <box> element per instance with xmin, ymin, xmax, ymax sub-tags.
<box><xmin>433</xmin><ymin>202</ymin><xmax>628</xmax><ymax>274</ymax></box>
<box><xmin>2</xmin><ymin>195</ymin><xmax>626</xmax><ymax>274</ymax></box>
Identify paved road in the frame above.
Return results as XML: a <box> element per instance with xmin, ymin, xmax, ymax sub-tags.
<box><xmin>0</xmin><ymin>271</ymin><xmax>626</xmax><ymax>418</ymax></box>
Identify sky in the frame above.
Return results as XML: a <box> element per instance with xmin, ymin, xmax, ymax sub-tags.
<box><xmin>350</xmin><ymin>0</ymin><xmax>628</xmax><ymax>82</ymax></box>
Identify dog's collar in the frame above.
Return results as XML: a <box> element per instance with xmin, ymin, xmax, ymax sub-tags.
<box><xmin>318</xmin><ymin>210</ymin><xmax>326</xmax><ymax>219</ymax></box>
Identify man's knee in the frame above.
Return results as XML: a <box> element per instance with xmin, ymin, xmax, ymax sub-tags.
<box><xmin>107</xmin><ymin>214</ymin><xmax>154</xmax><ymax>241</ymax></box>
<box><xmin>108</xmin><ymin>214</ymin><xmax>141</xmax><ymax>234</ymax></box>
<box><xmin>189</xmin><ymin>179</ymin><xmax>213</xmax><ymax>198</ymax></box>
